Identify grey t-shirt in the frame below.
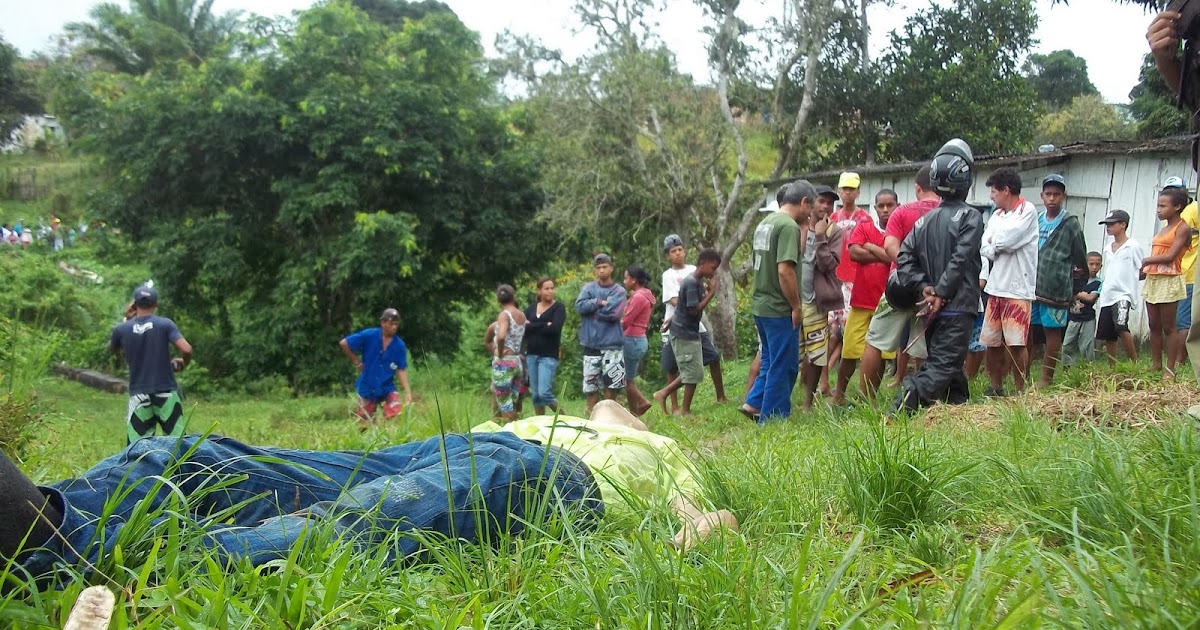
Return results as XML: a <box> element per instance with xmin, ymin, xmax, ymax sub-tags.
<box><xmin>110</xmin><ymin>315</ymin><xmax>182</xmax><ymax>395</ymax></box>
<box><xmin>669</xmin><ymin>275</ymin><xmax>704</xmax><ymax>340</ymax></box>
<box><xmin>801</xmin><ymin>229</ymin><xmax>817</xmax><ymax>304</ymax></box>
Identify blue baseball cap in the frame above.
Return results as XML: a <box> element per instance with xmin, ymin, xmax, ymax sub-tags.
<box><xmin>132</xmin><ymin>285</ymin><xmax>158</xmax><ymax>307</ymax></box>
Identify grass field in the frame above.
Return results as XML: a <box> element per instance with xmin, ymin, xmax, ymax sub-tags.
<box><xmin>3</xmin><ymin>360</ymin><xmax>1200</xmax><ymax>628</ymax></box>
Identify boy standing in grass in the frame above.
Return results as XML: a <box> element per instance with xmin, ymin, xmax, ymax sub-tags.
<box><xmin>576</xmin><ymin>253</ymin><xmax>628</xmax><ymax>412</ymax></box>
<box><xmin>654</xmin><ymin>249</ymin><xmax>721</xmax><ymax>415</ymax></box>
<box><xmin>1063</xmin><ymin>252</ymin><xmax>1103</xmax><ymax>365</ymax></box>
<box><xmin>1095</xmin><ymin>210</ymin><xmax>1144</xmax><ymax>366</ymax></box>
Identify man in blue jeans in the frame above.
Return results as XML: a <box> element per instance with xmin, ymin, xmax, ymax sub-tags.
<box><xmin>741</xmin><ymin>181</ymin><xmax>815</xmax><ymax>423</ymax></box>
<box><xmin>0</xmin><ymin>402</ymin><xmax>736</xmax><ymax>583</ymax></box>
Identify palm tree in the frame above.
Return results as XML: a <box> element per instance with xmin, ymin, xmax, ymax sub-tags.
<box><xmin>65</xmin><ymin>0</ymin><xmax>241</xmax><ymax>75</ymax></box>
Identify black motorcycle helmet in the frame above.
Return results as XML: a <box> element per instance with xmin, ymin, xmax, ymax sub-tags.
<box><xmin>929</xmin><ymin>138</ymin><xmax>974</xmax><ymax>198</ymax></box>
<box><xmin>884</xmin><ymin>269</ymin><xmax>923</xmax><ymax>310</ymax></box>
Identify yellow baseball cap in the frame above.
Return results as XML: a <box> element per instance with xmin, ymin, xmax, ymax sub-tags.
<box><xmin>837</xmin><ymin>172</ymin><xmax>861</xmax><ymax>189</ymax></box>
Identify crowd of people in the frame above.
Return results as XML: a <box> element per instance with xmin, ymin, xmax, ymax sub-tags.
<box><xmin>0</xmin><ymin>217</ymin><xmax>88</xmax><ymax>250</ymax></box>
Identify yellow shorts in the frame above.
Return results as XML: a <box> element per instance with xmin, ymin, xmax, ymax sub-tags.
<box><xmin>800</xmin><ymin>303</ymin><xmax>828</xmax><ymax>367</ymax></box>
<box><xmin>841</xmin><ymin>307</ymin><xmax>874</xmax><ymax>360</ymax></box>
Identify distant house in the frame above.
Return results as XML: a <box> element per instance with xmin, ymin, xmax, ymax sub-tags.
<box><xmin>778</xmin><ymin>136</ymin><xmax>1198</xmax><ymax>336</ymax></box>
<box><xmin>2</xmin><ymin>114</ymin><xmax>66</xmax><ymax>154</ymax></box>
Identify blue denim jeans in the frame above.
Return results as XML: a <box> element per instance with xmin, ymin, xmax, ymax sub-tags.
<box><xmin>22</xmin><ymin>433</ymin><xmax>602</xmax><ymax>576</ymax></box>
<box><xmin>745</xmin><ymin>315</ymin><xmax>800</xmax><ymax>422</ymax></box>
<box><xmin>623</xmin><ymin>335</ymin><xmax>648</xmax><ymax>384</ymax></box>
<box><xmin>527</xmin><ymin>354</ymin><xmax>560</xmax><ymax>408</ymax></box>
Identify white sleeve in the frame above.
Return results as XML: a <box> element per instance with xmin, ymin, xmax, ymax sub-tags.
<box><xmin>662</xmin><ymin>271</ymin><xmax>681</xmax><ymax>304</ymax></box>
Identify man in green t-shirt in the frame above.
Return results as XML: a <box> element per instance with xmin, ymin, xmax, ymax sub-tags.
<box><xmin>740</xmin><ymin>180</ymin><xmax>815</xmax><ymax>423</ymax></box>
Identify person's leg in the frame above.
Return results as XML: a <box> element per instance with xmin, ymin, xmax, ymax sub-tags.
<box><xmin>206</xmin><ymin>433</ymin><xmax>603</xmax><ymax>567</ymax></box>
<box><xmin>744</xmin><ymin>351</ymin><xmax>762</xmax><ymax>401</ymax></box>
<box><xmin>1147</xmin><ymin>302</ymin><xmax>1165</xmax><ymax>371</ymax></box>
<box><xmin>1081</xmin><ymin>319</ymin><xmax>1097</xmax><ymax>363</ymax></box>
<box><xmin>891</xmin><ymin>315</ymin><xmax>972</xmax><ymax>415</ymax></box>
<box><xmin>837</xmin><ymin>307</ymin><xmax>873</xmax><ymax>404</ymax></box>
<box><xmin>821</xmin><ymin>322</ymin><xmax>840</xmax><ymax>396</ymax></box>
<box><xmin>126</xmin><ymin>394</ymin><xmax>159</xmax><ymax>444</ymax></box>
<box><xmin>1010</xmin><ymin>345</ymin><xmax>1029</xmax><ymax>392</ymax></box>
<box><xmin>979</xmin><ymin>299</ymin><xmax>1006</xmax><ymax>394</ymax></box>
<box><xmin>601</xmin><ymin>348</ymin><xmax>625</xmax><ymax>403</ymax></box>
<box><xmin>1062</xmin><ymin>320</ymin><xmax>1081</xmax><ymax>366</ymax></box>
<box><xmin>654</xmin><ymin>376</ymin><xmax>684</xmax><ymax>413</ymax></box>
<box><xmin>0</xmin><ymin>451</ymin><xmax>63</xmax><ymax>563</ymax></box>
<box><xmin>743</xmin><ymin>318</ymin><xmax>770</xmax><ymax>415</ymax></box>
<box><xmin>491</xmin><ymin>357</ymin><xmax>516</xmax><ymax>420</ymax></box>
<box><xmin>541</xmin><ymin>357</ymin><xmax>560</xmax><ymax>412</ymax></box>
<box><xmin>528</xmin><ymin>355</ymin><xmax>546</xmax><ymax>415</ymax></box>
<box><xmin>1163</xmin><ymin>301</ymin><xmax>1180</xmax><ymax>376</ymax></box>
<box><xmin>582</xmin><ymin>353</ymin><xmax>601</xmax><ymax>413</ymax></box>
<box><xmin>623</xmin><ymin>337</ymin><xmax>652</xmax><ymax>416</ymax></box>
<box><xmin>680</xmin><ymin>384</ymin><xmax>698</xmax><ymax>415</ymax></box>
<box><xmin>1115</xmin><ymin>300</ymin><xmax>1138</xmax><ymax>363</ymax></box>
<box><xmin>1039</xmin><ymin>326</ymin><xmax>1065</xmax><ymax>388</ymax></box>
<box><xmin>800</xmin><ymin>304</ymin><xmax>828</xmax><ymax>411</ymax></box>
<box><xmin>1003</xmin><ymin>299</ymin><xmax>1032</xmax><ymax>392</ymax></box>
<box><xmin>354</xmin><ymin>397</ymin><xmax>379</xmax><ymax>430</ymax></box>
<box><xmin>1176</xmin><ymin>284</ymin><xmax>1193</xmax><ymax>369</ymax></box>
<box><xmin>701</xmin><ymin>333</ymin><xmax>728</xmax><ymax>402</ymax></box>
<box><xmin>760</xmin><ymin>316</ymin><xmax>799</xmax><ymax>421</ymax></box>
<box><xmin>862</xmin><ymin>299</ymin><xmax>903</xmax><ymax>399</ymax></box>
<box><xmin>660</xmin><ymin>342</ymin><xmax>681</xmax><ymax>413</ymax></box>
<box><xmin>1106</xmin><ymin>340</ymin><xmax>1118</xmax><ymax>365</ymax></box>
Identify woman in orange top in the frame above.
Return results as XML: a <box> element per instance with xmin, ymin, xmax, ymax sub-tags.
<box><xmin>1142</xmin><ymin>187</ymin><xmax>1192</xmax><ymax>376</ymax></box>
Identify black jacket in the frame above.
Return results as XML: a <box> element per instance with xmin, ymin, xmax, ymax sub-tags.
<box><xmin>896</xmin><ymin>199</ymin><xmax>983</xmax><ymax>315</ymax></box>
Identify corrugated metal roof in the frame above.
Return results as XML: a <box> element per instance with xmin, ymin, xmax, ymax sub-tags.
<box><xmin>761</xmin><ymin>135</ymin><xmax>1197</xmax><ymax>187</ymax></box>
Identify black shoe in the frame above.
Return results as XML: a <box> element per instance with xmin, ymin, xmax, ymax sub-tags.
<box><xmin>983</xmin><ymin>386</ymin><xmax>1008</xmax><ymax>398</ymax></box>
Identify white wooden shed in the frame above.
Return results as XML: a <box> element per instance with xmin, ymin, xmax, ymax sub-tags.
<box><xmin>781</xmin><ymin>137</ymin><xmax>1198</xmax><ymax>337</ymax></box>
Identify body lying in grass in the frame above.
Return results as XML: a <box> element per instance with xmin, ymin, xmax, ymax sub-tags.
<box><xmin>0</xmin><ymin>401</ymin><xmax>737</xmax><ymax>582</ymax></box>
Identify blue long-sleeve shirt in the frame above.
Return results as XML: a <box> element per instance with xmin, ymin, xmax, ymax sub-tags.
<box><xmin>575</xmin><ymin>281</ymin><xmax>626</xmax><ymax>350</ymax></box>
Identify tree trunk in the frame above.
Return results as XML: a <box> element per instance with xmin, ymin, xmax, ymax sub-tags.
<box><xmin>709</xmin><ymin>263</ymin><xmax>740</xmax><ymax>359</ymax></box>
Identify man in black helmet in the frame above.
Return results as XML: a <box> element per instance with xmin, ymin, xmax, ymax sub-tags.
<box><xmin>889</xmin><ymin>140</ymin><xmax>984</xmax><ymax>415</ymax></box>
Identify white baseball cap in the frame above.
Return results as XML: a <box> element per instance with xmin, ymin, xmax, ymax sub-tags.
<box><xmin>1163</xmin><ymin>176</ymin><xmax>1186</xmax><ymax>189</ymax></box>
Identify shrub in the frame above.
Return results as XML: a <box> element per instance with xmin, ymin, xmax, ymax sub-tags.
<box><xmin>836</xmin><ymin>422</ymin><xmax>975</xmax><ymax>532</ymax></box>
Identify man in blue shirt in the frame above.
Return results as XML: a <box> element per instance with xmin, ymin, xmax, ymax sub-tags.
<box><xmin>340</xmin><ymin>308</ymin><xmax>414</xmax><ymax>429</ymax></box>
<box><xmin>109</xmin><ymin>285</ymin><xmax>193</xmax><ymax>444</ymax></box>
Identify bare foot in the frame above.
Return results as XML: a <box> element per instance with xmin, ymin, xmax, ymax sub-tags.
<box><xmin>633</xmin><ymin>400</ymin><xmax>653</xmax><ymax>417</ymax></box>
<box><xmin>652</xmin><ymin>390</ymin><xmax>669</xmax><ymax>414</ymax></box>
<box><xmin>715</xmin><ymin>397</ymin><xmax>730</xmax><ymax>403</ymax></box>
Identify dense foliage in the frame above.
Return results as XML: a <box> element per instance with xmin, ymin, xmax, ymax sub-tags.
<box><xmin>72</xmin><ymin>2</ymin><xmax>552</xmax><ymax>390</ymax></box>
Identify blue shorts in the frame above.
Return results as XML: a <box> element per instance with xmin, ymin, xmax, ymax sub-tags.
<box><xmin>1178</xmin><ymin>284</ymin><xmax>1194</xmax><ymax>330</ymax></box>
<box><xmin>969</xmin><ymin>312</ymin><xmax>986</xmax><ymax>353</ymax></box>
<box><xmin>1031</xmin><ymin>301</ymin><xmax>1068</xmax><ymax>329</ymax></box>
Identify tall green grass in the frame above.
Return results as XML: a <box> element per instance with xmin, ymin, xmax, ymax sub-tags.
<box><xmin>3</xmin><ymin>362</ymin><xmax>1200</xmax><ymax>627</ymax></box>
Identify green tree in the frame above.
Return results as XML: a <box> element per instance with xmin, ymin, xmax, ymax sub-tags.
<box><xmin>1128</xmin><ymin>53</ymin><xmax>1189</xmax><ymax>138</ymax></box>
<box><xmin>63</xmin><ymin>0</ymin><xmax>240</xmax><ymax>75</ymax></box>
<box><xmin>508</xmin><ymin>0</ymin><xmax>854</xmax><ymax>356</ymax></box>
<box><xmin>80</xmin><ymin>1</ymin><xmax>548</xmax><ymax>390</ymax></box>
<box><xmin>1024</xmin><ymin>50</ymin><xmax>1098</xmax><ymax>110</ymax></box>
<box><xmin>878</xmin><ymin>0</ymin><xmax>1039</xmax><ymax>159</ymax></box>
<box><xmin>1038</xmin><ymin>94</ymin><xmax>1133</xmax><ymax>146</ymax></box>
<box><xmin>0</xmin><ymin>36</ymin><xmax>42</xmax><ymax>139</ymax></box>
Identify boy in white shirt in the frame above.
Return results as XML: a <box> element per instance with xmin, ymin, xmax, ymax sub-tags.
<box><xmin>660</xmin><ymin>235</ymin><xmax>727</xmax><ymax>412</ymax></box>
<box><xmin>979</xmin><ymin>167</ymin><xmax>1039</xmax><ymax>395</ymax></box>
<box><xmin>1095</xmin><ymin>210</ymin><xmax>1145</xmax><ymax>365</ymax></box>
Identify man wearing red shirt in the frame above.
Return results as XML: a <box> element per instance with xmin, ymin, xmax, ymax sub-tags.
<box><xmin>861</xmin><ymin>166</ymin><xmax>942</xmax><ymax>399</ymax></box>
<box><xmin>824</xmin><ymin>172</ymin><xmax>873</xmax><ymax>395</ymax></box>
<box><xmin>834</xmin><ymin>189</ymin><xmax>897</xmax><ymax>405</ymax></box>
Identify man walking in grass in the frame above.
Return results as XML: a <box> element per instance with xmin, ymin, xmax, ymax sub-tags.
<box><xmin>660</xmin><ymin>235</ymin><xmax>728</xmax><ymax>411</ymax></box>
<box><xmin>110</xmin><ymin>285</ymin><xmax>193</xmax><ymax>444</ymax></box>
<box><xmin>654</xmin><ymin>249</ymin><xmax>722</xmax><ymax>416</ymax></box>
<box><xmin>0</xmin><ymin>401</ymin><xmax>737</xmax><ymax>579</ymax></box>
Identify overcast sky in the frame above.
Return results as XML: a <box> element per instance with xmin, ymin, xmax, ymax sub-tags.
<box><xmin>2</xmin><ymin>0</ymin><xmax>1156</xmax><ymax>103</ymax></box>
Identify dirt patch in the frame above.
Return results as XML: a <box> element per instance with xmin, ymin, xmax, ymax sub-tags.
<box><xmin>920</xmin><ymin>374</ymin><xmax>1200</xmax><ymax>430</ymax></box>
